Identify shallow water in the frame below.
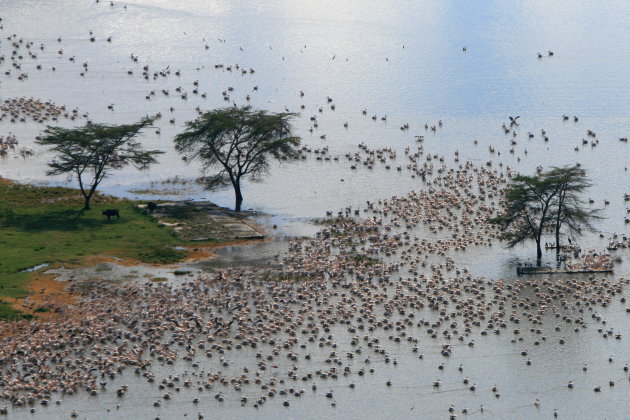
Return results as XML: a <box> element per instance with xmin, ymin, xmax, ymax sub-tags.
<box><xmin>1</xmin><ymin>0</ymin><xmax>629</xmax><ymax>226</ymax></box>
<box><xmin>4</xmin><ymin>268</ymin><xmax>630</xmax><ymax>420</ymax></box>
<box><xmin>1</xmin><ymin>1</ymin><xmax>630</xmax><ymax>419</ymax></box>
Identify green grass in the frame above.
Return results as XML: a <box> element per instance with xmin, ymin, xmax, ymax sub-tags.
<box><xmin>137</xmin><ymin>247</ymin><xmax>187</xmax><ymax>264</ymax></box>
<box><xmin>0</xmin><ymin>182</ymin><xmax>216</xmax><ymax>319</ymax></box>
<box><xmin>0</xmin><ymin>301</ymin><xmax>32</xmax><ymax>320</ymax></box>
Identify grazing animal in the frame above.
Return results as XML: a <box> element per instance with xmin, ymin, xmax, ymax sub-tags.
<box><xmin>147</xmin><ymin>202</ymin><xmax>157</xmax><ymax>213</ymax></box>
<box><xmin>102</xmin><ymin>209</ymin><xmax>120</xmax><ymax>220</ymax></box>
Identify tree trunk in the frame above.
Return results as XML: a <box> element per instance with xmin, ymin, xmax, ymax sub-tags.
<box><xmin>555</xmin><ymin>224</ymin><xmax>561</xmax><ymax>257</ymax></box>
<box><xmin>233</xmin><ymin>180</ymin><xmax>243</xmax><ymax>212</ymax></box>
<box><xmin>535</xmin><ymin>237</ymin><xmax>542</xmax><ymax>266</ymax></box>
<box><xmin>535</xmin><ymin>216</ymin><xmax>546</xmax><ymax>267</ymax></box>
<box><xmin>81</xmin><ymin>179</ymin><xmax>99</xmax><ymax>211</ymax></box>
<box><xmin>555</xmin><ymin>193</ymin><xmax>565</xmax><ymax>258</ymax></box>
<box><xmin>78</xmin><ymin>177</ymin><xmax>91</xmax><ymax>211</ymax></box>
<box><xmin>83</xmin><ymin>195</ymin><xmax>91</xmax><ymax>211</ymax></box>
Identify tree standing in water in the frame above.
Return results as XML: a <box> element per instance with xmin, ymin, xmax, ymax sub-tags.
<box><xmin>38</xmin><ymin>117</ymin><xmax>162</xmax><ymax>211</ymax></box>
<box><xmin>174</xmin><ymin>106</ymin><xmax>301</xmax><ymax>212</ymax></box>
<box><xmin>493</xmin><ymin>166</ymin><xmax>600</xmax><ymax>265</ymax></box>
<box><xmin>494</xmin><ymin>173</ymin><xmax>558</xmax><ymax>265</ymax></box>
<box><xmin>546</xmin><ymin>165</ymin><xmax>600</xmax><ymax>257</ymax></box>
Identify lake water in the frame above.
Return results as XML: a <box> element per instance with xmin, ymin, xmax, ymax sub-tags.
<box><xmin>1</xmin><ymin>0</ymin><xmax>630</xmax><ymax>419</ymax></box>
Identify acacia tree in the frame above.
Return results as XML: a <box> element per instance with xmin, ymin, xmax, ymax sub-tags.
<box><xmin>37</xmin><ymin>117</ymin><xmax>163</xmax><ymax>210</ymax></box>
<box><xmin>493</xmin><ymin>167</ymin><xmax>601</xmax><ymax>264</ymax></box>
<box><xmin>546</xmin><ymin>165</ymin><xmax>600</xmax><ymax>256</ymax></box>
<box><xmin>494</xmin><ymin>174</ymin><xmax>558</xmax><ymax>264</ymax></box>
<box><xmin>174</xmin><ymin>106</ymin><xmax>301</xmax><ymax>212</ymax></box>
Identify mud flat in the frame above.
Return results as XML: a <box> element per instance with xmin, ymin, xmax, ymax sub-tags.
<box><xmin>516</xmin><ymin>266</ymin><xmax>614</xmax><ymax>275</ymax></box>
<box><xmin>146</xmin><ymin>201</ymin><xmax>265</xmax><ymax>242</ymax></box>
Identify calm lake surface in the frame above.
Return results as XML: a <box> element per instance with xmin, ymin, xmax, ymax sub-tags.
<box><xmin>1</xmin><ymin>1</ymin><xmax>630</xmax><ymax>419</ymax></box>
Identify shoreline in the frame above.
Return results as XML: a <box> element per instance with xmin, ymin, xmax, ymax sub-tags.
<box><xmin>3</xmin><ymin>237</ymin><xmax>272</xmax><ymax>322</ymax></box>
<box><xmin>0</xmin><ymin>177</ymin><xmax>273</xmax><ymax>321</ymax></box>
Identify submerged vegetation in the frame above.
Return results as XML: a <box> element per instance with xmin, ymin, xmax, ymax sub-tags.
<box><xmin>312</xmin><ymin>216</ymin><xmax>354</xmax><ymax>225</ymax></box>
<box><xmin>351</xmin><ymin>254</ymin><xmax>380</xmax><ymax>266</ymax></box>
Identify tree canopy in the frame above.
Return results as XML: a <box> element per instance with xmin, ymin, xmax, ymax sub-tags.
<box><xmin>497</xmin><ymin>173</ymin><xmax>557</xmax><ymax>262</ymax></box>
<box><xmin>545</xmin><ymin>166</ymin><xmax>600</xmax><ymax>255</ymax></box>
<box><xmin>174</xmin><ymin>106</ymin><xmax>301</xmax><ymax>212</ymax></box>
<box><xmin>493</xmin><ymin>165</ymin><xmax>600</xmax><ymax>264</ymax></box>
<box><xmin>37</xmin><ymin>117</ymin><xmax>163</xmax><ymax>210</ymax></box>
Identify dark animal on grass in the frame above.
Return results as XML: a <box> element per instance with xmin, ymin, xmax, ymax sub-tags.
<box><xmin>102</xmin><ymin>209</ymin><xmax>120</xmax><ymax>220</ymax></box>
<box><xmin>147</xmin><ymin>202</ymin><xmax>157</xmax><ymax>213</ymax></box>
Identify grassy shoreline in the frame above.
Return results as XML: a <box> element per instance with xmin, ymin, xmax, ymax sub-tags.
<box><xmin>0</xmin><ymin>179</ymin><xmax>219</xmax><ymax>319</ymax></box>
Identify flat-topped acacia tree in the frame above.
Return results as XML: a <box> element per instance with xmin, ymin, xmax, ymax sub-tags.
<box><xmin>493</xmin><ymin>166</ymin><xmax>600</xmax><ymax>264</ymax></box>
<box><xmin>174</xmin><ymin>106</ymin><xmax>301</xmax><ymax>212</ymax></box>
<box><xmin>37</xmin><ymin>117</ymin><xmax>163</xmax><ymax>211</ymax></box>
